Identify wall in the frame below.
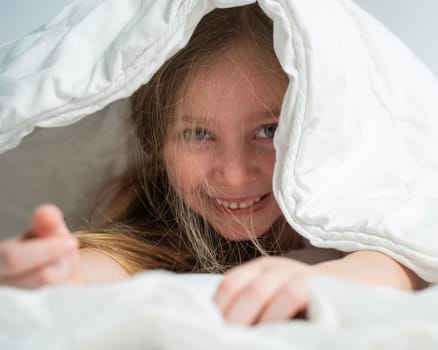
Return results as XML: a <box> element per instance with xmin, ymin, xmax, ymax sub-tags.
<box><xmin>0</xmin><ymin>0</ymin><xmax>437</xmax><ymax>75</ymax></box>
<box><xmin>355</xmin><ymin>0</ymin><xmax>438</xmax><ymax>76</ymax></box>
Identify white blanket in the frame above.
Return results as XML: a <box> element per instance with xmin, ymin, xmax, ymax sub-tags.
<box><xmin>1</xmin><ymin>272</ymin><xmax>437</xmax><ymax>349</ymax></box>
<box><xmin>1</xmin><ymin>0</ymin><xmax>438</xmax><ymax>282</ymax></box>
<box><xmin>1</xmin><ymin>2</ymin><xmax>438</xmax><ymax>347</ymax></box>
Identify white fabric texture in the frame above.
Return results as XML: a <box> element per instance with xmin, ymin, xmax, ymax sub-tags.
<box><xmin>1</xmin><ymin>0</ymin><xmax>438</xmax><ymax>282</ymax></box>
<box><xmin>1</xmin><ymin>271</ymin><xmax>438</xmax><ymax>349</ymax></box>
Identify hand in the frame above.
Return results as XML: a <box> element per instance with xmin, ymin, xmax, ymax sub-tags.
<box><xmin>214</xmin><ymin>256</ymin><xmax>318</xmax><ymax>325</ymax></box>
<box><xmin>214</xmin><ymin>250</ymin><xmax>423</xmax><ymax>325</ymax></box>
<box><xmin>0</xmin><ymin>204</ymin><xmax>83</xmax><ymax>288</ymax></box>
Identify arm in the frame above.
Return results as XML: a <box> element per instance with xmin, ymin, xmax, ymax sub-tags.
<box><xmin>316</xmin><ymin>250</ymin><xmax>424</xmax><ymax>291</ymax></box>
<box><xmin>214</xmin><ymin>250</ymin><xmax>425</xmax><ymax>325</ymax></box>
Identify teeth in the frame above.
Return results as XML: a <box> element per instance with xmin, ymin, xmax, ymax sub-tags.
<box><xmin>214</xmin><ymin>196</ymin><xmax>263</xmax><ymax>209</ymax></box>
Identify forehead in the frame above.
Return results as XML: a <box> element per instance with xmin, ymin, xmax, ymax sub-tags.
<box><xmin>177</xmin><ymin>45</ymin><xmax>288</xmax><ymax>117</ymax></box>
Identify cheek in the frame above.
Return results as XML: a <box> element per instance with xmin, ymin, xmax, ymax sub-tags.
<box><xmin>268</xmin><ymin>152</ymin><xmax>276</xmax><ymax>171</ymax></box>
<box><xmin>163</xmin><ymin>147</ymin><xmax>208</xmax><ymax>193</ymax></box>
<box><xmin>257</xmin><ymin>148</ymin><xmax>276</xmax><ymax>177</ymax></box>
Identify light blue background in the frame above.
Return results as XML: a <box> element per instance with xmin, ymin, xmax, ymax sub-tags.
<box><xmin>0</xmin><ymin>0</ymin><xmax>437</xmax><ymax>75</ymax></box>
<box><xmin>0</xmin><ymin>0</ymin><xmax>73</xmax><ymax>44</ymax></box>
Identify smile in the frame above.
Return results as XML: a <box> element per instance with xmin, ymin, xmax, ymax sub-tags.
<box><xmin>207</xmin><ymin>193</ymin><xmax>271</xmax><ymax>215</ymax></box>
<box><xmin>214</xmin><ymin>196</ymin><xmax>262</xmax><ymax>209</ymax></box>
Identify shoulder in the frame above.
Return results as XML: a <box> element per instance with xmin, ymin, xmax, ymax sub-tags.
<box><xmin>79</xmin><ymin>248</ymin><xmax>130</xmax><ymax>284</ymax></box>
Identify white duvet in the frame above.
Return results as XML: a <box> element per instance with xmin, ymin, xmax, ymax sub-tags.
<box><xmin>1</xmin><ymin>271</ymin><xmax>438</xmax><ymax>349</ymax></box>
<box><xmin>1</xmin><ymin>0</ymin><xmax>438</xmax><ymax>348</ymax></box>
<box><xmin>1</xmin><ymin>0</ymin><xmax>438</xmax><ymax>282</ymax></box>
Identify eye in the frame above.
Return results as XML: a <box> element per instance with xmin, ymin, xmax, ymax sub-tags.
<box><xmin>182</xmin><ymin>128</ymin><xmax>213</xmax><ymax>141</ymax></box>
<box><xmin>256</xmin><ymin>124</ymin><xmax>278</xmax><ymax>139</ymax></box>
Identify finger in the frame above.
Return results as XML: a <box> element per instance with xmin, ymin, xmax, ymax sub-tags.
<box><xmin>0</xmin><ymin>236</ymin><xmax>78</xmax><ymax>278</ymax></box>
<box><xmin>223</xmin><ymin>270</ymin><xmax>291</xmax><ymax>325</ymax></box>
<box><xmin>256</xmin><ymin>277</ymin><xmax>309</xmax><ymax>324</ymax></box>
<box><xmin>29</xmin><ymin>204</ymin><xmax>70</xmax><ymax>238</ymax></box>
<box><xmin>1</xmin><ymin>258</ymin><xmax>73</xmax><ymax>289</ymax></box>
<box><xmin>214</xmin><ymin>258</ymin><xmax>266</xmax><ymax>313</ymax></box>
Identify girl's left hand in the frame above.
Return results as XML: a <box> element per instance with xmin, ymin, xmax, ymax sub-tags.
<box><xmin>214</xmin><ymin>256</ymin><xmax>318</xmax><ymax>325</ymax></box>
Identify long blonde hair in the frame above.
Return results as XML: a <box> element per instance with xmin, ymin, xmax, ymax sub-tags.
<box><xmin>76</xmin><ymin>4</ymin><xmax>297</xmax><ymax>275</ymax></box>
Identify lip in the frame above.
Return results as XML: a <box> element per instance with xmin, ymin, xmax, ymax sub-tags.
<box><xmin>206</xmin><ymin>193</ymin><xmax>272</xmax><ymax>216</ymax></box>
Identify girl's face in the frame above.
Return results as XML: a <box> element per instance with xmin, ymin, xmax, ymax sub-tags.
<box><xmin>163</xmin><ymin>46</ymin><xmax>288</xmax><ymax>241</ymax></box>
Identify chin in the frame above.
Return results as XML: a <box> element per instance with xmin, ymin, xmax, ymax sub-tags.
<box><xmin>215</xmin><ymin>225</ymin><xmax>270</xmax><ymax>241</ymax></box>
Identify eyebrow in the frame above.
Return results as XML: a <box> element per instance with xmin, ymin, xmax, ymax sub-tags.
<box><xmin>174</xmin><ymin>110</ymin><xmax>280</xmax><ymax>124</ymax></box>
<box><xmin>176</xmin><ymin>115</ymin><xmax>214</xmax><ymax>125</ymax></box>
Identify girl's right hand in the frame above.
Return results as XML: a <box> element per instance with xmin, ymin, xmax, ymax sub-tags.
<box><xmin>0</xmin><ymin>204</ymin><xmax>82</xmax><ymax>289</ymax></box>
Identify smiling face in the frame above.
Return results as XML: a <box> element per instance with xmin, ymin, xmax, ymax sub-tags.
<box><xmin>163</xmin><ymin>44</ymin><xmax>288</xmax><ymax>241</ymax></box>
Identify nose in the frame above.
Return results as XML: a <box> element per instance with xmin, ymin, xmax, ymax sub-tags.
<box><xmin>211</xmin><ymin>145</ymin><xmax>259</xmax><ymax>187</ymax></box>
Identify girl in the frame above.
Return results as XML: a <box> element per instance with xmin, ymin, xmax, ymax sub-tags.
<box><xmin>0</xmin><ymin>4</ymin><xmax>422</xmax><ymax>325</ymax></box>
